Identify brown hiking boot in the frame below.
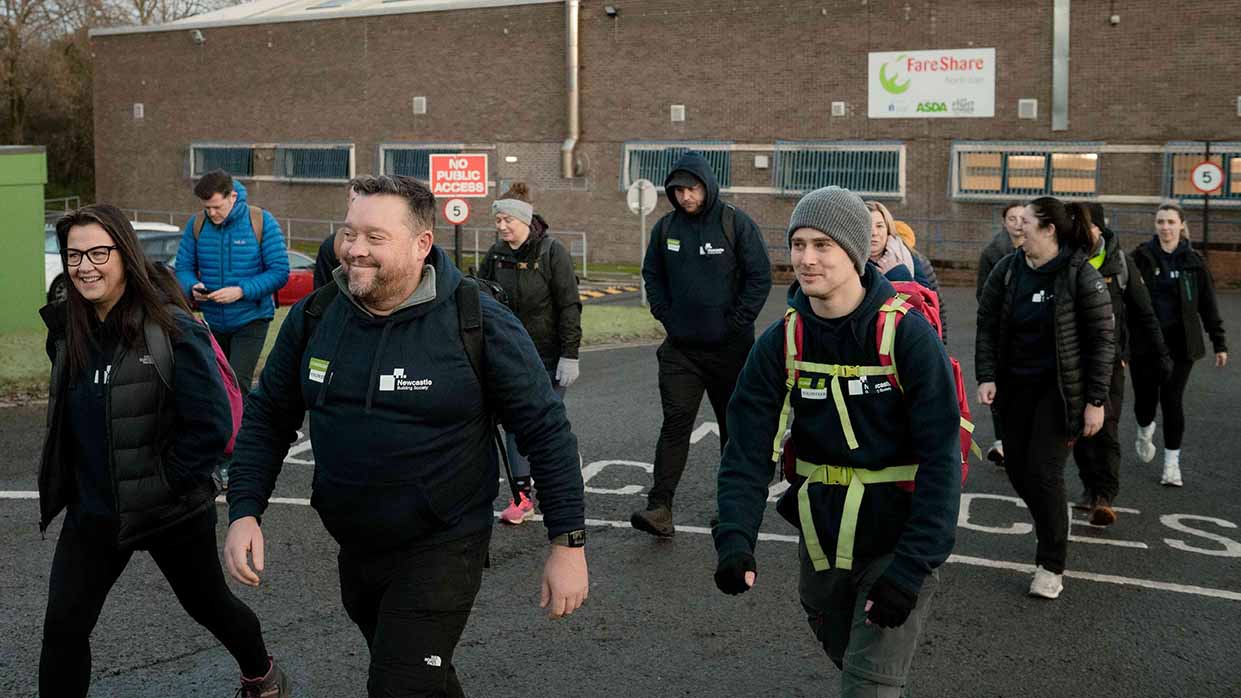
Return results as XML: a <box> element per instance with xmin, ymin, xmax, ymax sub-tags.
<box><xmin>1072</xmin><ymin>490</ymin><xmax>1093</xmax><ymax>511</ymax></box>
<box><xmin>236</xmin><ymin>657</ymin><xmax>291</xmax><ymax>698</ymax></box>
<box><xmin>630</xmin><ymin>505</ymin><xmax>675</xmax><ymax>538</ymax></box>
<box><xmin>1089</xmin><ymin>496</ymin><xmax>1117</xmax><ymax>527</ymax></box>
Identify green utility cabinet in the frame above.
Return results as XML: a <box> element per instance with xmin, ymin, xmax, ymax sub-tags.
<box><xmin>0</xmin><ymin>146</ymin><xmax>48</xmax><ymax>332</ymax></box>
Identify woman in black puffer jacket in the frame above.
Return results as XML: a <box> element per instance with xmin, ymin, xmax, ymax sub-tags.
<box><xmin>1129</xmin><ymin>203</ymin><xmax>1228</xmax><ymax>487</ymax></box>
<box><xmin>975</xmin><ymin>197</ymin><xmax>1115</xmax><ymax>601</ymax></box>
<box><xmin>38</xmin><ymin>205</ymin><xmax>289</xmax><ymax>697</ymax></box>
<box><xmin>479</xmin><ymin>183</ymin><xmax>583</xmax><ymax>525</ymax></box>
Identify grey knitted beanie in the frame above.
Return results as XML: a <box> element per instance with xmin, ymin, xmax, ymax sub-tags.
<box><xmin>786</xmin><ymin>186</ymin><xmax>872</xmax><ymax>274</ymax></box>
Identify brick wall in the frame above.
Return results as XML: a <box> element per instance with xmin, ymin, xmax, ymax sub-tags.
<box><xmin>93</xmin><ymin>0</ymin><xmax>1241</xmax><ymax>272</ymax></box>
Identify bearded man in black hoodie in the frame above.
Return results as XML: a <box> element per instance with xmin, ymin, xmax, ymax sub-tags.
<box><xmin>633</xmin><ymin>152</ymin><xmax>772</xmax><ymax>537</ymax></box>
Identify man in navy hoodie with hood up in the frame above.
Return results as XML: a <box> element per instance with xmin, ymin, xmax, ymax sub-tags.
<box><xmin>713</xmin><ymin>186</ymin><xmax>959</xmax><ymax>697</ymax></box>
<box><xmin>222</xmin><ymin>175</ymin><xmax>588</xmax><ymax>697</ymax></box>
<box><xmin>634</xmin><ymin>151</ymin><xmax>772</xmax><ymax>537</ymax></box>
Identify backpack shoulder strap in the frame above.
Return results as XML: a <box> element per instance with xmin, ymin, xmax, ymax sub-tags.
<box><xmin>192</xmin><ymin>214</ymin><xmax>205</xmax><ymax>240</ymax></box>
<box><xmin>299</xmin><ymin>282</ymin><xmax>340</xmax><ymax>356</ymax></box>
<box><xmin>772</xmin><ymin>308</ymin><xmax>802</xmax><ymax>465</ymax></box>
<box><xmin>143</xmin><ymin>317</ymin><xmax>174</xmax><ymax>391</ymax></box>
<box><xmin>721</xmin><ymin>203</ymin><xmax>737</xmax><ymax>250</ymax></box>
<box><xmin>249</xmin><ymin>205</ymin><xmax>264</xmax><ymax>246</ymax></box>
<box><xmin>876</xmin><ymin>294</ymin><xmax>912</xmax><ymax>392</ymax></box>
<box><xmin>537</xmin><ymin>235</ymin><xmax>555</xmax><ymax>283</ymax></box>
<box><xmin>456</xmin><ymin>279</ymin><xmax>485</xmax><ymax>385</ymax></box>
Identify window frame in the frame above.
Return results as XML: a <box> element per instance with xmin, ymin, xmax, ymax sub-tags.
<box><xmin>772</xmin><ymin>141</ymin><xmax>905</xmax><ymax>199</ymax></box>
<box><xmin>188</xmin><ymin>143</ymin><xmax>256</xmax><ymax>178</ymax></box>
<box><xmin>270</xmin><ymin>143</ymin><xmax>355</xmax><ymax>183</ymax></box>
<box><xmin>620</xmin><ymin>141</ymin><xmax>733</xmax><ymax>192</ymax></box>
<box><xmin>949</xmin><ymin>141</ymin><xmax>1102</xmax><ymax>202</ymax></box>
<box><xmin>377</xmin><ymin>143</ymin><xmax>465</xmax><ymax>181</ymax></box>
<box><xmin>1162</xmin><ymin>142</ymin><xmax>1241</xmax><ymax>203</ymax></box>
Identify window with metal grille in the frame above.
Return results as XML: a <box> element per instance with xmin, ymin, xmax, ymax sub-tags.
<box><xmin>773</xmin><ymin>143</ymin><xmax>903</xmax><ymax>197</ymax></box>
<box><xmin>1164</xmin><ymin>148</ymin><xmax>1241</xmax><ymax>200</ymax></box>
<box><xmin>954</xmin><ymin>145</ymin><xmax>1099</xmax><ymax>198</ymax></box>
<box><xmin>191</xmin><ymin>146</ymin><xmax>254</xmax><ymax>177</ymax></box>
<box><xmin>381</xmin><ymin>146</ymin><xmax>462</xmax><ymax>181</ymax></box>
<box><xmin>275</xmin><ymin>146</ymin><xmax>352</xmax><ymax>181</ymax></box>
<box><xmin>623</xmin><ymin>143</ymin><xmax>731</xmax><ymax>190</ymax></box>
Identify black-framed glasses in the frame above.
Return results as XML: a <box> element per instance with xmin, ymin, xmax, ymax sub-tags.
<box><xmin>65</xmin><ymin>245</ymin><xmax>118</xmax><ymax>267</ymax></box>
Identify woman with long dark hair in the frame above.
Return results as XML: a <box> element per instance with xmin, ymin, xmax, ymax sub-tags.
<box><xmin>38</xmin><ymin>205</ymin><xmax>289</xmax><ymax>697</ymax></box>
<box><xmin>975</xmin><ymin>197</ymin><xmax>1115</xmax><ymax>600</ymax></box>
<box><xmin>1130</xmin><ymin>203</ymin><xmax>1228</xmax><ymax>486</ymax></box>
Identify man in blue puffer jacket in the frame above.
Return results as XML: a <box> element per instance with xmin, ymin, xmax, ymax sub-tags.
<box><xmin>175</xmin><ymin>170</ymin><xmax>290</xmax><ymax>394</ymax></box>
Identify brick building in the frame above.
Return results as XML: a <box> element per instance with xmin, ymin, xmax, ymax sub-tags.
<box><xmin>91</xmin><ymin>0</ymin><xmax>1241</xmax><ymax>280</ymax></box>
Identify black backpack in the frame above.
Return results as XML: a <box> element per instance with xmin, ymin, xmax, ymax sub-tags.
<box><xmin>298</xmin><ymin>277</ymin><xmax>523</xmax><ymax>501</ymax></box>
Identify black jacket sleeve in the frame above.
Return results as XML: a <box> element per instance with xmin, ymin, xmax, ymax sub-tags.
<box><xmin>477</xmin><ymin>247</ymin><xmax>496</xmax><ymax>282</ymax></box>
<box><xmin>548</xmin><ymin>240</ymin><xmax>583</xmax><ymax>360</ymax></box>
<box><xmin>1122</xmin><ymin>253</ymin><xmax>1170</xmax><ymax>362</ymax></box>
<box><xmin>976</xmin><ymin>250</ymin><xmax>995</xmax><ymax>302</ymax></box>
<box><xmin>164</xmin><ymin>313</ymin><xmax>232</xmax><ymax>495</ymax></box>
<box><xmin>226</xmin><ymin>300</ymin><xmax>310</xmax><ymax>523</ymax></box>
<box><xmin>1075</xmin><ymin>263</ymin><xmax>1117</xmax><ymax>406</ymax></box>
<box><xmin>727</xmin><ymin>213</ymin><xmax>773</xmax><ymax>332</ymax></box>
<box><xmin>1196</xmin><ymin>263</ymin><xmax>1228</xmax><ymax>354</ymax></box>
<box><xmin>481</xmin><ymin>296</ymin><xmax>585</xmax><ymax>539</ymax></box>
<box><xmin>313</xmin><ymin>233</ymin><xmax>338</xmax><ymax>290</ymax></box>
<box><xmin>974</xmin><ymin>256</ymin><xmax>1010</xmax><ymax>384</ymax></box>
<box><xmin>641</xmin><ymin>216</ymin><xmax>670</xmax><ymax>322</ymax></box>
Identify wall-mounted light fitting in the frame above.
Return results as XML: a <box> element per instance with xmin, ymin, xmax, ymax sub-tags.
<box><xmin>604</xmin><ymin>5</ymin><xmax>618</xmax><ymax>17</ymax></box>
<box><xmin>190</xmin><ymin>29</ymin><xmax>205</xmax><ymax>45</ymax></box>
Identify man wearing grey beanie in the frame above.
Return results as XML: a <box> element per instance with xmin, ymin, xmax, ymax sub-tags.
<box><xmin>712</xmin><ymin>186</ymin><xmax>961</xmax><ymax>696</ymax></box>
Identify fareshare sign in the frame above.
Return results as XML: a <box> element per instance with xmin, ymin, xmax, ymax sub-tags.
<box><xmin>868</xmin><ymin>48</ymin><xmax>995</xmax><ymax>118</ymax></box>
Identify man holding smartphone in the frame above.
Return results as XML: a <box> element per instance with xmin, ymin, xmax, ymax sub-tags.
<box><xmin>175</xmin><ymin>170</ymin><xmax>289</xmax><ymax>396</ymax></box>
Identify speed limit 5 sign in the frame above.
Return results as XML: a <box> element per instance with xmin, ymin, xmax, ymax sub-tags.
<box><xmin>443</xmin><ymin>198</ymin><xmax>470</xmax><ymax>225</ymax></box>
<box><xmin>1191</xmin><ymin>161</ymin><xmax>1224</xmax><ymax>194</ymax></box>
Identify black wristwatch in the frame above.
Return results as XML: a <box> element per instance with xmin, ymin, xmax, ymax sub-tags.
<box><xmin>1088</xmin><ymin>398</ymin><xmax>1105</xmax><ymax>407</ymax></box>
<box><xmin>551</xmin><ymin>529</ymin><xmax>586</xmax><ymax>548</ymax></box>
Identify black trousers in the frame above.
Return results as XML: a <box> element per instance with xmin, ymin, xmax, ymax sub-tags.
<box><xmin>40</xmin><ymin>508</ymin><xmax>269</xmax><ymax>697</ymax></box>
<box><xmin>649</xmin><ymin>335</ymin><xmax>753</xmax><ymax>509</ymax></box>
<box><xmin>210</xmin><ymin>317</ymin><xmax>271</xmax><ymax>394</ymax></box>
<box><xmin>1073</xmin><ymin>360</ymin><xmax>1126</xmax><ymax>500</ymax></box>
<box><xmin>998</xmin><ymin>379</ymin><xmax>1071</xmax><ymax>574</ymax></box>
<box><xmin>1131</xmin><ymin>357</ymin><xmax>1195</xmax><ymax>450</ymax></box>
<box><xmin>339</xmin><ymin>529</ymin><xmax>490</xmax><ymax>698</ymax></box>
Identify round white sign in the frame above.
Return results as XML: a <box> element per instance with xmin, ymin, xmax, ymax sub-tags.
<box><xmin>443</xmin><ymin>198</ymin><xmax>470</xmax><ymax>225</ymax></box>
<box><xmin>1191</xmin><ymin>161</ymin><xmax>1224</xmax><ymax>194</ymax></box>
<box><xmin>627</xmin><ymin>179</ymin><xmax>659</xmax><ymax>216</ymax></box>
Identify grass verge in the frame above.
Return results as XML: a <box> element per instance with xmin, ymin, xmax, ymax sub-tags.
<box><xmin>2</xmin><ymin>304</ymin><xmax>660</xmax><ymax>401</ymax></box>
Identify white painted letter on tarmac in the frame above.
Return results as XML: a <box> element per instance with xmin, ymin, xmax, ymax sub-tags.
<box><xmin>581</xmin><ymin>460</ymin><xmax>652</xmax><ymax>495</ymax></box>
<box><xmin>958</xmin><ymin>493</ymin><xmax>1033</xmax><ymax>535</ymax></box>
<box><xmin>1160</xmin><ymin>514</ymin><xmax>1241</xmax><ymax>557</ymax></box>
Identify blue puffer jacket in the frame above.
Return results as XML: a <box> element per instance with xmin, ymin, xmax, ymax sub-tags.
<box><xmin>175</xmin><ymin>180</ymin><xmax>290</xmax><ymax>333</ymax></box>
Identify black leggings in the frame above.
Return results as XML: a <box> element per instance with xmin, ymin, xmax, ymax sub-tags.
<box><xmin>999</xmin><ymin>380</ymin><xmax>1071</xmax><ymax>574</ymax></box>
<box><xmin>1131</xmin><ymin>358</ymin><xmax>1195</xmax><ymax>450</ymax></box>
<box><xmin>40</xmin><ymin>508</ymin><xmax>269</xmax><ymax>697</ymax></box>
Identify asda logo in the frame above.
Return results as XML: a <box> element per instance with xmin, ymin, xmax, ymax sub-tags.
<box><xmin>879</xmin><ymin>54</ymin><xmax>910</xmax><ymax>95</ymax></box>
<box><xmin>916</xmin><ymin>101</ymin><xmax>947</xmax><ymax>113</ymax></box>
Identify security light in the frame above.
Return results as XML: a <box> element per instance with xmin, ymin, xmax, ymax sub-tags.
<box><xmin>604</xmin><ymin>5</ymin><xmax>617</xmax><ymax>17</ymax></box>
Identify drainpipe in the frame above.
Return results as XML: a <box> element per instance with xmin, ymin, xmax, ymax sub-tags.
<box><xmin>1052</xmin><ymin>0</ymin><xmax>1069</xmax><ymax>131</ymax></box>
<box><xmin>561</xmin><ymin>0</ymin><xmax>580</xmax><ymax>178</ymax></box>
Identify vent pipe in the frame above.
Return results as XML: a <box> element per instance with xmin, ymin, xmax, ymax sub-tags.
<box><xmin>561</xmin><ymin>0</ymin><xmax>581</xmax><ymax>177</ymax></box>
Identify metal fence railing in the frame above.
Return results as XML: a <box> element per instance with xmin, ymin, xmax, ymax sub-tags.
<box><xmin>44</xmin><ymin>196</ymin><xmax>81</xmax><ymax>215</ymax></box>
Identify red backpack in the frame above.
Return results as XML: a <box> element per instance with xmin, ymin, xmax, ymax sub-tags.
<box><xmin>145</xmin><ymin>314</ymin><xmax>245</xmax><ymax>455</ymax></box>
<box><xmin>776</xmin><ymin>283</ymin><xmax>977</xmax><ymax>489</ymax></box>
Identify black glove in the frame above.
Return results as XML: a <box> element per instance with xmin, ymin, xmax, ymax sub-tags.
<box><xmin>714</xmin><ymin>551</ymin><xmax>756</xmax><ymax>596</ymax></box>
<box><xmin>865</xmin><ymin>576</ymin><xmax>917</xmax><ymax>629</ymax></box>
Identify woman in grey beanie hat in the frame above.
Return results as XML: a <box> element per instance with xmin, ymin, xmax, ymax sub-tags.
<box><xmin>479</xmin><ymin>183</ymin><xmax>583</xmax><ymax>525</ymax></box>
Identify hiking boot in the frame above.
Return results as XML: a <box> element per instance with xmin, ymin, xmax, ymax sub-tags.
<box><xmin>987</xmin><ymin>440</ymin><xmax>1005</xmax><ymax>468</ymax></box>
<box><xmin>1071</xmin><ymin>490</ymin><xmax>1093</xmax><ymax>511</ymax></box>
<box><xmin>236</xmin><ymin>657</ymin><xmax>291</xmax><ymax>698</ymax></box>
<box><xmin>1160</xmin><ymin>449</ymin><xmax>1183</xmax><ymax>487</ymax></box>
<box><xmin>1028</xmin><ymin>566</ymin><xmax>1064</xmax><ymax>600</ymax></box>
<box><xmin>500</xmin><ymin>491</ymin><xmax>535</xmax><ymax>525</ymax></box>
<box><xmin>630</xmin><ymin>505</ymin><xmax>675</xmax><ymax>538</ymax></box>
<box><xmin>1135</xmin><ymin>422</ymin><xmax>1157</xmax><ymax>463</ymax></box>
<box><xmin>1088</xmin><ymin>496</ymin><xmax>1117</xmax><ymax>527</ymax></box>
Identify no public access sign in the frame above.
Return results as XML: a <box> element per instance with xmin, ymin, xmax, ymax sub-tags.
<box><xmin>429</xmin><ymin>154</ymin><xmax>489</xmax><ymax>198</ymax></box>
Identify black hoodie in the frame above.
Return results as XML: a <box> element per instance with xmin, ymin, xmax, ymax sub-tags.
<box><xmin>227</xmin><ymin>246</ymin><xmax>585</xmax><ymax>551</ymax></box>
<box><xmin>1132</xmin><ymin>236</ymin><xmax>1228</xmax><ymax>363</ymax></box>
<box><xmin>641</xmin><ymin>152</ymin><xmax>772</xmax><ymax>347</ymax></box>
<box><xmin>714</xmin><ymin>267</ymin><xmax>961</xmax><ymax>595</ymax></box>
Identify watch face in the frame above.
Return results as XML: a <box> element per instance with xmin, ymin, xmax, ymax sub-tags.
<box><xmin>567</xmin><ymin>529</ymin><xmax>586</xmax><ymax>547</ymax></box>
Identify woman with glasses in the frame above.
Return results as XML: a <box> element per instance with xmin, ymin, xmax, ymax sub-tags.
<box><xmin>38</xmin><ymin>205</ymin><xmax>290</xmax><ymax>697</ymax></box>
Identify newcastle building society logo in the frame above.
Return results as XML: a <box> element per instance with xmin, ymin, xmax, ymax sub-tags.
<box><xmin>379</xmin><ymin>368</ymin><xmax>433</xmax><ymax>392</ymax></box>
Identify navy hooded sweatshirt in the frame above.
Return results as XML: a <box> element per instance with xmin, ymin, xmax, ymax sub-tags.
<box><xmin>227</xmin><ymin>246</ymin><xmax>585</xmax><ymax>550</ymax></box>
<box><xmin>714</xmin><ymin>267</ymin><xmax>961</xmax><ymax>595</ymax></box>
<box><xmin>641</xmin><ymin>152</ymin><xmax>772</xmax><ymax>347</ymax></box>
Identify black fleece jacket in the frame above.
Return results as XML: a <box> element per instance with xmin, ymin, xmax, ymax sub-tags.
<box><xmin>1091</xmin><ymin>228</ymin><xmax>1168</xmax><ymax>364</ymax></box>
<box><xmin>227</xmin><ymin>246</ymin><xmax>585</xmax><ymax>551</ymax></box>
<box><xmin>714</xmin><ymin>268</ymin><xmax>961</xmax><ymax>595</ymax></box>
<box><xmin>976</xmin><ymin>246</ymin><xmax>1116</xmax><ymax>436</ymax></box>
<box><xmin>1132</xmin><ymin>237</ymin><xmax>1227</xmax><ymax>363</ymax></box>
<box><xmin>641</xmin><ymin>152</ymin><xmax>772</xmax><ymax>347</ymax></box>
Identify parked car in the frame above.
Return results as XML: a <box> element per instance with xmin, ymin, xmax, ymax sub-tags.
<box><xmin>45</xmin><ymin>221</ymin><xmax>182</xmax><ymax>304</ymax></box>
<box><xmin>166</xmin><ymin>248</ymin><xmax>316</xmax><ymax>308</ymax></box>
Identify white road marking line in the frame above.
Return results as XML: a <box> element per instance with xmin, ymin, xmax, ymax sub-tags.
<box><xmin>5</xmin><ymin>492</ymin><xmax>1236</xmax><ymax>601</ymax></box>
